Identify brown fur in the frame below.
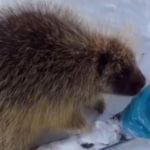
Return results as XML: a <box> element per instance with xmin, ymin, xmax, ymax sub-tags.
<box><xmin>0</xmin><ymin>4</ymin><xmax>145</xmax><ymax>150</ymax></box>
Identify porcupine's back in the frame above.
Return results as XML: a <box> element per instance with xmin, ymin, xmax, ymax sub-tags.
<box><xmin>0</xmin><ymin>6</ymin><xmax>99</xmax><ymax>109</ymax></box>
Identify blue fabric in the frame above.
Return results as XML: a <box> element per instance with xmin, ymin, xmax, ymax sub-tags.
<box><xmin>121</xmin><ymin>85</ymin><xmax>150</xmax><ymax>138</ymax></box>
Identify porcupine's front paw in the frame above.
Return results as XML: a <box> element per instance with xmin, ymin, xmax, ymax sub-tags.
<box><xmin>87</xmin><ymin>95</ymin><xmax>106</xmax><ymax>114</ymax></box>
<box><xmin>93</xmin><ymin>99</ymin><xmax>105</xmax><ymax>114</ymax></box>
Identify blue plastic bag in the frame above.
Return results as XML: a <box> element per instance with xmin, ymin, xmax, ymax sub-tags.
<box><xmin>121</xmin><ymin>85</ymin><xmax>150</xmax><ymax>138</ymax></box>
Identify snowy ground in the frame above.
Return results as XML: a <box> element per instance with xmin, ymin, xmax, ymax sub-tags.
<box><xmin>0</xmin><ymin>0</ymin><xmax>150</xmax><ymax>150</ymax></box>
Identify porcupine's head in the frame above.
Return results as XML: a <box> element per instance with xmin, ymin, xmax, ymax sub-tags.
<box><xmin>97</xmin><ymin>38</ymin><xmax>145</xmax><ymax>96</ymax></box>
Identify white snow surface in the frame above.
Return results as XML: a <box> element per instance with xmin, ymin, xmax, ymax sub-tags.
<box><xmin>1</xmin><ymin>0</ymin><xmax>150</xmax><ymax>150</ymax></box>
<box><xmin>37</xmin><ymin>120</ymin><xmax>122</xmax><ymax>150</ymax></box>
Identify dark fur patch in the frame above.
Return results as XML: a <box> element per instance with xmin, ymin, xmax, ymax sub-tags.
<box><xmin>97</xmin><ymin>53</ymin><xmax>111</xmax><ymax>75</ymax></box>
<box><xmin>81</xmin><ymin>143</ymin><xmax>94</xmax><ymax>149</ymax></box>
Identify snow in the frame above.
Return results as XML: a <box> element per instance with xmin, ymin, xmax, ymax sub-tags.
<box><xmin>1</xmin><ymin>0</ymin><xmax>150</xmax><ymax>149</ymax></box>
<box><xmin>37</xmin><ymin>120</ymin><xmax>122</xmax><ymax>150</ymax></box>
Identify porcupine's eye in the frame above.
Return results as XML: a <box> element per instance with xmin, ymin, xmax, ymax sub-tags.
<box><xmin>97</xmin><ymin>52</ymin><xmax>111</xmax><ymax>76</ymax></box>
